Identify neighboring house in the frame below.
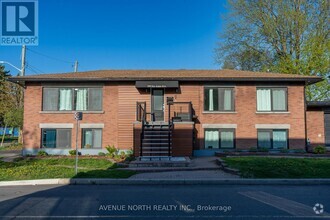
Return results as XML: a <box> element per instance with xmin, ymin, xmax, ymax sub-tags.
<box><xmin>9</xmin><ymin>70</ymin><xmax>322</xmax><ymax>156</ymax></box>
<box><xmin>306</xmin><ymin>101</ymin><xmax>330</xmax><ymax>150</ymax></box>
<box><xmin>0</xmin><ymin>127</ymin><xmax>19</xmax><ymax>137</ymax></box>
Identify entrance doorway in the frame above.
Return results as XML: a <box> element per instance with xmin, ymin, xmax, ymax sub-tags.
<box><xmin>151</xmin><ymin>89</ymin><xmax>164</xmax><ymax>121</ymax></box>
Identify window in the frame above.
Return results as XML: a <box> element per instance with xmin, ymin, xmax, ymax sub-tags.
<box><xmin>59</xmin><ymin>88</ymin><xmax>73</xmax><ymax>110</ymax></box>
<box><xmin>257</xmin><ymin>129</ymin><xmax>288</xmax><ymax>149</ymax></box>
<box><xmin>43</xmin><ymin>88</ymin><xmax>59</xmax><ymax>111</ymax></box>
<box><xmin>42</xmin><ymin>87</ymin><xmax>102</xmax><ymax>111</ymax></box>
<box><xmin>257</xmin><ymin>88</ymin><xmax>287</xmax><ymax>111</ymax></box>
<box><xmin>42</xmin><ymin>129</ymin><xmax>71</xmax><ymax>148</ymax></box>
<box><xmin>204</xmin><ymin>87</ymin><xmax>234</xmax><ymax>111</ymax></box>
<box><xmin>82</xmin><ymin>129</ymin><xmax>102</xmax><ymax>148</ymax></box>
<box><xmin>205</xmin><ymin>129</ymin><xmax>235</xmax><ymax>149</ymax></box>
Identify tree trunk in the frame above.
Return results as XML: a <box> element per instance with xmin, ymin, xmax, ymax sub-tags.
<box><xmin>18</xmin><ymin>128</ymin><xmax>23</xmax><ymax>145</ymax></box>
<box><xmin>1</xmin><ymin>124</ymin><xmax>7</xmax><ymax>147</ymax></box>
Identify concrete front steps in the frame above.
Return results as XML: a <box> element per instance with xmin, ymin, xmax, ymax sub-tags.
<box><xmin>129</xmin><ymin>157</ymin><xmax>190</xmax><ymax>168</ymax></box>
<box><xmin>120</xmin><ymin>156</ymin><xmax>223</xmax><ymax>172</ymax></box>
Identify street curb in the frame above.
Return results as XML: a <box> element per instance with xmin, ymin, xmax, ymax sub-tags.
<box><xmin>117</xmin><ymin>167</ymin><xmax>220</xmax><ymax>172</ymax></box>
<box><xmin>1</xmin><ymin>178</ymin><xmax>330</xmax><ymax>186</ymax></box>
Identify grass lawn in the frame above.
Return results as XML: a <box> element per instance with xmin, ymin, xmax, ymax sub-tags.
<box><xmin>223</xmin><ymin>157</ymin><xmax>330</xmax><ymax>178</ymax></box>
<box><xmin>0</xmin><ymin>157</ymin><xmax>136</xmax><ymax>181</ymax></box>
<box><xmin>0</xmin><ymin>144</ymin><xmax>22</xmax><ymax>151</ymax></box>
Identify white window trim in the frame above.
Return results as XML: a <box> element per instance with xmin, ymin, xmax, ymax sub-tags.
<box><xmin>39</xmin><ymin>123</ymin><xmax>74</xmax><ymax>129</ymax></box>
<box><xmin>203</xmin><ymin>124</ymin><xmax>237</xmax><ymax>129</ymax></box>
<box><xmin>255</xmin><ymin>124</ymin><xmax>290</xmax><ymax>129</ymax></box>
<box><xmin>80</xmin><ymin>123</ymin><xmax>104</xmax><ymax>129</ymax></box>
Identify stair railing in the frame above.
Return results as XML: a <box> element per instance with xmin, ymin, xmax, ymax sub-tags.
<box><xmin>136</xmin><ymin>102</ymin><xmax>146</xmax><ymax>156</ymax></box>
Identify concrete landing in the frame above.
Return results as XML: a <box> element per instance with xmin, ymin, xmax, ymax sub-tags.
<box><xmin>129</xmin><ymin>157</ymin><xmax>190</xmax><ymax>168</ymax></box>
<box><xmin>121</xmin><ymin>156</ymin><xmax>221</xmax><ymax>172</ymax></box>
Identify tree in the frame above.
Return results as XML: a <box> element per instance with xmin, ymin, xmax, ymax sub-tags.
<box><xmin>0</xmin><ymin>65</ymin><xmax>24</xmax><ymax>144</ymax></box>
<box><xmin>4</xmin><ymin>108</ymin><xmax>23</xmax><ymax>129</ymax></box>
<box><xmin>216</xmin><ymin>0</ymin><xmax>330</xmax><ymax>101</ymax></box>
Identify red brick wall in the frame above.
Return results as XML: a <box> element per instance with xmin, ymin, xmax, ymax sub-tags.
<box><xmin>196</xmin><ymin>83</ymin><xmax>306</xmax><ymax>150</ymax></box>
<box><xmin>23</xmin><ymin>82</ymin><xmax>119</xmax><ymax>150</ymax></box>
<box><xmin>306</xmin><ymin>110</ymin><xmax>325</xmax><ymax>147</ymax></box>
<box><xmin>23</xmin><ymin>81</ymin><xmax>307</xmax><ymax>152</ymax></box>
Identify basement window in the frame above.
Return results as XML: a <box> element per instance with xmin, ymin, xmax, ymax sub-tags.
<box><xmin>42</xmin><ymin>129</ymin><xmax>71</xmax><ymax>148</ymax></box>
<box><xmin>204</xmin><ymin>128</ymin><xmax>235</xmax><ymax>149</ymax></box>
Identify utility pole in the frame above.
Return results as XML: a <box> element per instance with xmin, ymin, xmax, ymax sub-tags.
<box><xmin>74</xmin><ymin>60</ymin><xmax>78</xmax><ymax>72</ymax></box>
<box><xmin>21</xmin><ymin>45</ymin><xmax>26</xmax><ymax>76</ymax></box>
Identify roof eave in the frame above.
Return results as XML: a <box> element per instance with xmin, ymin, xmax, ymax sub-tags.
<box><xmin>8</xmin><ymin>77</ymin><xmax>323</xmax><ymax>85</ymax></box>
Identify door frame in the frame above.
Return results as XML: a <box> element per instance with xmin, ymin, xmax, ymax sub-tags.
<box><xmin>324</xmin><ymin>111</ymin><xmax>330</xmax><ymax>147</ymax></box>
<box><xmin>150</xmin><ymin>88</ymin><xmax>165</xmax><ymax>122</ymax></box>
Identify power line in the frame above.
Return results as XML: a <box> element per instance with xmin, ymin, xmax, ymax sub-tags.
<box><xmin>26</xmin><ymin>62</ymin><xmax>45</xmax><ymax>74</ymax></box>
<box><xmin>27</xmin><ymin>48</ymin><xmax>74</xmax><ymax>64</ymax></box>
<box><xmin>27</xmin><ymin>63</ymin><xmax>45</xmax><ymax>74</ymax></box>
<box><xmin>26</xmin><ymin>66</ymin><xmax>39</xmax><ymax>74</ymax></box>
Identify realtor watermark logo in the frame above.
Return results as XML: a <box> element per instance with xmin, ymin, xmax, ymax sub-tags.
<box><xmin>0</xmin><ymin>0</ymin><xmax>38</xmax><ymax>46</ymax></box>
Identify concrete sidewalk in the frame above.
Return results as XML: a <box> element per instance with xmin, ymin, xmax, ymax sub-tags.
<box><xmin>119</xmin><ymin>156</ymin><xmax>221</xmax><ymax>172</ymax></box>
<box><xmin>1</xmin><ymin>178</ymin><xmax>330</xmax><ymax>186</ymax></box>
<box><xmin>0</xmin><ymin>150</ymin><xmax>22</xmax><ymax>162</ymax></box>
<box><xmin>129</xmin><ymin>170</ymin><xmax>238</xmax><ymax>179</ymax></box>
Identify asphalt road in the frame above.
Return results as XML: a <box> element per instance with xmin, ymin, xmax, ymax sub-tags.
<box><xmin>0</xmin><ymin>184</ymin><xmax>329</xmax><ymax>219</ymax></box>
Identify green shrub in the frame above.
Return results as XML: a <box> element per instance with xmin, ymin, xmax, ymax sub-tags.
<box><xmin>69</xmin><ymin>150</ymin><xmax>77</xmax><ymax>156</ymax></box>
<box><xmin>105</xmin><ymin>145</ymin><xmax>119</xmax><ymax>158</ymax></box>
<box><xmin>313</xmin><ymin>146</ymin><xmax>326</xmax><ymax>154</ymax></box>
<box><xmin>249</xmin><ymin>147</ymin><xmax>258</xmax><ymax>152</ymax></box>
<box><xmin>119</xmin><ymin>151</ymin><xmax>126</xmax><ymax>159</ymax></box>
<box><xmin>258</xmin><ymin>147</ymin><xmax>269</xmax><ymax>152</ymax></box>
<box><xmin>98</xmin><ymin>152</ymin><xmax>106</xmax><ymax>156</ymax></box>
<box><xmin>37</xmin><ymin>151</ymin><xmax>48</xmax><ymax>156</ymax></box>
<box><xmin>125</xmin><ymin>149</ymin><xmax>135</xmax><ymax>161</ymax></box>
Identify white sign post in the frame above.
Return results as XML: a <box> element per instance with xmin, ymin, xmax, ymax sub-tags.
<box><xmin>74</xmin><ymin>112</ymin><xmax>82</xmax><ymax>175</ymax></box>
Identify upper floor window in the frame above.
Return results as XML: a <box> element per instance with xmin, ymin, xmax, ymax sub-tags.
<box><xmin>257</xmin><ymin>88</ymin><xmax>287</xmax><ymax>112</ymax></box>
<box><xmin>204</xmin><ymin>87</ymin><xmax>234</xmax><ymax>111</ymax></box>
<box><xmin>42</xmin><ymin>87</ymin><xmax>102</xmax><ymax>111</ymax></box>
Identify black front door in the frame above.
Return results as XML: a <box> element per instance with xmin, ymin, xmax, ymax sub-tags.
<box><xmin>151</xmin><ymin>89</ymin><xmax>164</xmax><ymax>121</ymax></box>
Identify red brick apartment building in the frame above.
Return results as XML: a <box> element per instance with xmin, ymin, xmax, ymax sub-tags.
<box><xmin>9</xmin><ymin>69</ymin><xmax>328</xmax><ymax>157</ymax></box>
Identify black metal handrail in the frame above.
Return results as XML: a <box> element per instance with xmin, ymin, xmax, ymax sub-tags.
<box><xmin>137</xmin><ymin>102</ymin><xmax>146</xmax><ymax>156</ymax></box>
<box><xmin>136</xmin><ymin>102</ymin><xmax>146</xmax><ymax>122</ymax></box>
